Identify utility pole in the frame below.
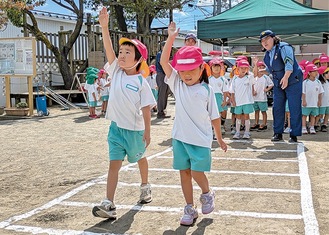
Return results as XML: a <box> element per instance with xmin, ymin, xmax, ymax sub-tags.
<box><xmin>213</xmin><ymin>0</ymin><xmax>221</xmax><ymax>16</ymax></box>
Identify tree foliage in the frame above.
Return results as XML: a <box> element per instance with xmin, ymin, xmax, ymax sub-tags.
<box><xmin>87</xmin><ymin>0</ymin><xmax>194</xmax><ymax>33</ymax></box>
<box><xmin>0</xmin><ymin>0</ymin><xmax>87</xmax><ymax>89</ymax></box>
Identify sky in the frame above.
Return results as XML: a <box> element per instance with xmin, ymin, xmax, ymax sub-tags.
<box><xmin>34</xmin><ymin>0</ymin><xmax>242</xmax><ymax>32</ymax></box>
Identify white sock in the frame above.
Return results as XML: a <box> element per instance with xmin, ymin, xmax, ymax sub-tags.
<box><xmin>245</xmin><ymin>119</ymin><xmax>250</xmax><ymax>132</ymax></box>
<box><xmin>236</xmin><ymin>119</ymin><xmax>241</xmax><ymax>133</ymax></box>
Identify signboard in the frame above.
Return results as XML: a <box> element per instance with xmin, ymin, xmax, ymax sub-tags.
<box><xmin>0</xmin><ymin>37</ymin><xmax>36</xmax><ymax>76</ymax></box>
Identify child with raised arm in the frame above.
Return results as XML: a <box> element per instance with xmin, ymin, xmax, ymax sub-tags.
<box><xmin>92</xmin><ymin>7</ymin><xmax>156</xmax><ymax>219</ymax></box>
<box><xmin>160</xmin><ymin>22</ymin><xmax>227</xmax><ymax>226</ymax></box>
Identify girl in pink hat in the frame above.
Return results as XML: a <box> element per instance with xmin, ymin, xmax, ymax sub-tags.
<box><xmin>302</xmin><ymin>64</ymin><xmax>324</xmax><ymax>134</ymax></box>
<box><xmin>160</xmin><ymin>22</ymin><xmax>227</xmax><ymax>226</ymax></box>
<box><xmin>316</xmin><ymin>66</ymin><xmax>329</xmax><ymax>132</ymax></box>
<box><xmin>92</xmin><ymin>7</ymin><xmax>157</xmax><ymax>220</ymax></box>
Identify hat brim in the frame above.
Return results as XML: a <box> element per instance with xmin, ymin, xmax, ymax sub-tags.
<box><xmin>174</xmin><ymin>62</ymin><xmax>202</xmax><ymax>72</ymax></box>
<box><xmin>119</xmin><ymin>37</ymin><xmax>134</xmax><ymax>46</ymax></box>
<box><xmin>139</xmin><ymin>60</ymin><xmax>150</xmax><ymax>78</ymax></box>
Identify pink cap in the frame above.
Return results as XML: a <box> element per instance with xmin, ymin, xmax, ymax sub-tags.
<box><xmin>298</xmin><ymin>59</ymin><xmax>310</xmax><ymax>67</ymax></box>
<box><xmin>318</xmin><ymin>66</ymin><xmax>329</xmax><ymax>75</ymax></box>
<box><xmin>256</xmin><ymin>61</ymin><xmax>266</xmax><ymax>67</ymax></box>
<box><xmin>304</xmin><ymin>63</ymin><xmax>318</xmax><ymax>79</ymax></box>
<box><xmin>173</xmin><ymin>46</ymin><xmax>203</xmax><ymax>71</ymax></box>
<box><xmin>119</xmin><ymin>38</ymin><xmax>148</xmax><ymax>60</ymax></box>
<box><xmin>319</xmin><ymin>54</ymin><xmax>329</xmax><ymax>63</ymax></box>
<box><xmin>119</xmin><ymin>37</ymin><xmax>149</xmax><ymax>78</ymax></box>
<box><xmin>209</xmin><ymin>58</ymin><xmax>224</xmax><ymax>67</ymax></box>
<box><xmin>149</xmin><ymin>65</ymin><xmax>156</xmax><ymax>73</ymax></box>
<box><xmin>237</xmin><ymin>55</ymin><xmax>248</xmax><ymax>61</ymax></box>
<box><xmin>237</xmin><ymin>59</ymin><xmax>250</xmax><ymax>68</ymax></box>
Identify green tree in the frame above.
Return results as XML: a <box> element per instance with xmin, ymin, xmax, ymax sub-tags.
<box><xmin>0</xmin><ymin>0</ymin><xmax>87</xmax><ymax>89</ymax></box>
<box><xmin>89</xmin><ymin>0</ymin><xmax>193</xmax><ymax>33</ymax></box>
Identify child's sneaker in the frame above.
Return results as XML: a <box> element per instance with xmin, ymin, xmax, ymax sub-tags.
<box><xmin>139</xmin><ymin>183</ymin><xmax>152</xmax><ymax>204</ymax></box>
<box><xmin>321</xmin><ymin>125</ymin><xmax>327</xmax><ymax>132</ymax></box>
<box><xmin>233</xmin><ymin>132</ymin><xmax>240</xmax><ymax>139</ymax></box>
<box><xmin>283</xmin><ymin>127</ymin><xmax>290</xmax><ymax>134</ymax></box>
<box><xmin>200</xmin><ymin>190</ymin><xmax>215</xmax><ymax>214</ymax></box>
<box><xmin>242</xmin><ymin>132</ymin><xmax>251</xmax><ymax>139</ymax></box>
<box><xmin>309</xmin><ymin>127</ymin><xmax>316</xmax><ymax>134</ymax></box>
<box><xmin>180</xmin><ymin>204</ymin><xmax>198</xmax><ymax>226</ymax></box>
<box><xmin>231</xmin><ymin>127</ymin><xmax>236</xmax><ymax>135</ymax></box>
<box><xmin>92</xmin><ymin>199</ymin><xmax>117</xmax><ymax>219</ymax></box>
<box><xmin>302</xmin><ymin>128</ymin><xmax>308</xmax><ymax>134</ymax></box>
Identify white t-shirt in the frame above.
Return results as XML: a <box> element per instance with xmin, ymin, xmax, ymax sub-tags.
<box><xmin>253</xmin><ymin>74</ymin><xmax>274</xmax><ymax>102</ymax></box>
<box><xmin>85</xmin><ymin>82</ymin><xmax>98</xmax><ymax>102</ymax></box>
<box><xmin>320</xmin><ymin>81</ymin><xmax>329</xmax><ymax>107</ymax></box>
<box><xmin>165</xmin><ymin>69</ymin><xmax>219</xmax><ymax>148</ymax></box>
<box><xmin>230</xmin><ymin>75</ymin><xmax>254</xmax><ymax>106</ymax></box>
<box><xmin>104</xmin><ymin>60</ymin><xmax>156</xmax><ymax>131</ymax></box>
<box><xmin>146</xmin><ymin>74</ymin><xmax>157</xmax><ymax>90</ymax></box>
<box><xmin>302</xmin><ymin>79</ymin><xmax>324</xmax><ymax>108</ymax></box>
<box><xmin>99</xmin><ymin>77</ymin><xmax>110</xmax><ymax>96</ymax></box>
<box><xmin>208</xmin><ymin>75</ymin><xmax>229</xmax><ymax>94</ymax></box>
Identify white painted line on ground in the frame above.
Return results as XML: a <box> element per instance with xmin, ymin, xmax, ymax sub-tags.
<box><xmin>297</xmin><ymin>143</ymin><xmax>319</xmax><ymax>235</ymax></box>
<box><xmin>60</xmin><ymin>201</ymin><xmax>302</xmax><ymax>220</ymax></box>
<box><xmin>0</xmin><ymin>148</ymin><xmax>172</xmax><ymax>231</ymax></box>
<box><xmin>126</xmin><ymin>167</ymin><xmax>300</xmax><ymax>177</ymax></box>
<box><xmin>223</xmin><ymin>139</ymin><xmax>298</xmax><ymax>145</ymax></box>
<box><xmin>114</xmin><ymin>182</ymin><xmax>300</xmax><ymax>194</ymax></box>
<box><xmin>213</xmin><ymin>148</ymin><xmax>296</xmax><ymax>153</ymax></box>
<box><xmin>158</xmin><ymin>156</ymin><xmax>298</xmax><ymax>162</ymax></box>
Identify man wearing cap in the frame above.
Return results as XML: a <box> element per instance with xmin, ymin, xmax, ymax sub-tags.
<box><xmin>259</xmin><ymin>30</ymin><xmax>303</xmax><ymax>142</ymax></box>
<box><xmin>156</xmin><ymin>41</ymin><xmax>171</xmax><ymax>119</ymax></box>
<box><xmin>184</xmin><ymin>33</ymin><xmax>197</xmax><ymax>46</ymax></box>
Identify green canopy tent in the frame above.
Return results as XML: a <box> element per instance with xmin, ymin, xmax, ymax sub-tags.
<box><xmin>197</xmin><ymin>0</ymin><xmax>329</xmax><ymax>46</ymax></box>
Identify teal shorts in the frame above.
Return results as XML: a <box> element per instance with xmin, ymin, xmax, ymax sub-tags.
<box><xmin>302</xmin><ymin>107</ymin><xmax>319</xmax><ymax>116</ymax></box>
<box><xmin>215</xmin><ymin>93</ymin><xmax>228</xmax><ymax>112</ymax></box>
<box><xmin>230</xmin><ymin>106</ymin><xmax>235</xmax><ymax>114</ymax></box>
<box><xmin>285</xmin><ymin>100</ymin><xmax>290</xmax><ymax>112</ymax></box>
<box><xmin>172</xmin><ymin>139</ymin><xmax>211</xmax><ymax>172</ymax></box>
<box><xmin>152</xmin><ymin>89</ymin><xmax>158</xmax><ymax>101</ymax></box>
<box><xmin>101</xmin><ymin>95</ymin><xmax>109</xmax><ymax>101</ymax></box>
<box><xmin>234</xmin><ymin>104</ymin><xmax>254</xmax><ymax>114</ymax></box>
<box><xmin>319</xmin><ymin>106</ymin><xmax>329</xmax><ymax>115</ymax></box>
<box><xmin>108</xmin><ymin>121</ymin><xmax>145</xmax><ymax>163</ymax></box>
<box><xmin>253</xmin><ymin>101</ymin><xmax>268</xmax><ymax>112</ymax></box>
<box><xmin>89</xmin><ymin>101</ymin><xmax>97</xmax><ymax>107</ymax></box>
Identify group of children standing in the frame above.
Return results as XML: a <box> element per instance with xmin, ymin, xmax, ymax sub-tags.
<box><xmin>89</xmin><ymin>8</ymin><xmax>328</xmax><ymax>228</ymax></box>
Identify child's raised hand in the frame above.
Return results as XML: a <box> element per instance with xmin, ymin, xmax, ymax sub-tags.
<box><xmin>168</xmin><ymin>22</ymin><xmax>179</xmax><ymax>38</ymax></box>
<box><xmin>99</xmin><ymin>7</ymin><xmax>109</xmax><ymax>28</ymax></box>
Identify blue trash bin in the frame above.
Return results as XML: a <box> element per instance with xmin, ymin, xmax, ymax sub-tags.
<box><xmin>36</xmin><ymin>96</ymin><xmax>48</xmax><ymax>116</ymax></box>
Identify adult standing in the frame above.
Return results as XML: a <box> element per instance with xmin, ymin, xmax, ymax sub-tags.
<box><xmin>184</xmin><ymin>33</ymin><xmax>197</xmax><ymax>46</ymax></box>
<box><xmin>156</xmin><ymin>41</ymin><xmax>171</xmax><ymax>119</ymax></box>
<box><xmin>259</xmin><ymin>30</ymin><xmax>303</xmax><ymax>142</ymax></box>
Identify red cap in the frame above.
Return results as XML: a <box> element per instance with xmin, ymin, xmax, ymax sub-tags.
<box><xmin>318</xmin><ymin>66</ymin><xmax>329</xmax><ymax>75</ymax></box>
<box><xmin>149</xmin><ymin>65</ymin><xmax>156</xmax><ymax>73</ymax></box>
<box><xmin>312</xmin><ymin>58</ymin><xmax>320</xmax><ymax>65</ymax></box>
<box><xmin>237</xmin><ymin>59</ymin><xmax>250</xmax><ymax>68</ymax></box>
<box><xmin>209</xmin><ymin>58</ymin><xmax>224</xmax><ymax>67</ymax></box>
<box><xmin>119</xmin><ymin>37</ymin><xmax>149</xmax><ymax>78</ymax></box>
<box><xmin>173</xmin><ymin>46</ymin><xmax>203</xmax><ymax>71</ymax></box>
<box><xmin>319</xmin><ymin>54</ymin><xmax>329</xmax><ymax>63</ymax></box>
<box><xmin>298</xmin><ymin>60</ymin><xmax>310</xmax><ymax>67</ymax></box>
<box><xmin>256</xmin><ymin>61</ymin><xmax>266</xmax><ymax>67</ymax></box>
<box><xmin>304</xmin><ymin>63</ymin><xmax>318</xmax><ymax>79</ymax></box>
<box><xmin>237</xmin><ymin>55</ymin><xmax>248</xmax><ymax>61</ymax></box>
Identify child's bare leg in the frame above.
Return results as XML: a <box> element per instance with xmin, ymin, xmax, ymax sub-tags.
<box><xmin>254</xmin><ymin>110</ymin><xmax>260</xmax><ymax>125</ymax></box>
<box><xmin>137</xmin><ymin>157</ymin><xmax>149</xmax><ymax>185</ymax></box>
<box><xmin>106</xmin><ymin>160</ymin><xmax>122</xmax><ymax>201</ymax></box>
<box><xmin>310</xmin><ymin>115</ymin><xmax>315</xmax><ymax>127</ymax></box>
<box><xmin>191</xmin><ymin>171</ymin><xmax>209</xmax><ymax>194</ymax></box>
<box><xmin>287</xmin><ymin>112</ymin><xmax>291</xmax><ymax>128</ymax></box>
<box><xmin>302</xmin><ymin>115</ymin><xmax>307</xmax><ymax>128</ymax></box>
<box><xmin>180</xmin><ymin>169</ymin><xmax>193</xmax><ymax>204</ymax></box>
<box><xmin>262</xmin><ymin>111</ymin><xmax>267</xmax><ymax>126</ymax></box>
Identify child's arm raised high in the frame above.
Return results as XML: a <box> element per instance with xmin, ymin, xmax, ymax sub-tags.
<box><xmin>160</xmin><ymin>22</ymin><xmax>179</xmax><ymax>79</ymax></box>
<box><xmin>99</xmin><ymin>7</ymin><xmax>116</xmax><ymax>65</ymax></box>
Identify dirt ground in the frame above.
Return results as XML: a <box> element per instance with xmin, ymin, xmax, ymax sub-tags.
<box><xmin>0</xmin><ymin>97</ymin><xmax>328</xmax><ymax>235</ymax></box>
